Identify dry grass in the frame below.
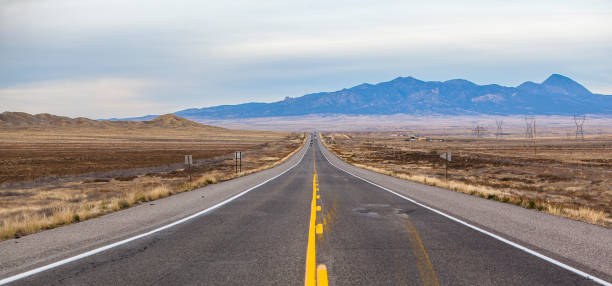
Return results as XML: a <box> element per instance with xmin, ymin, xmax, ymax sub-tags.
<box><xmin>321</xmin><ymin>132</ymin><xmax>611</xmax><ymax>227</ymax></box>
<box><xmin>0</xmin><ymin>127</ymin><xmax>305</xmax><ymax>241</ymax></box>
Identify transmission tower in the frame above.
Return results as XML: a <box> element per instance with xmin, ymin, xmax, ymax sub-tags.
<box><xmin>495</xmin><ymin>119</ymin><xmax>504</xmax><ymax>139</ymax></box>
<box><xmin>472</xmin><ymin>125</ymin><xmax>486</xmax><ymax>138</ymax></box>
<box><xmin>524</xmin><ymin>117</ymin><xmax>535</xmax><ymax>139</ymax></box>
<box><xmin>574</xmin><ymin>114</ymin><xmax>585</xmax><ymax>141</ymax></box>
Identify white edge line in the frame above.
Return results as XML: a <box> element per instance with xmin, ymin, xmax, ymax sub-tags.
<box><xmin>0</xmin><ymin>139</ymin><xmax>311</xmax><ymax>285</ymax></box>
<box><xmin>317</xmin><ymin>141</ymin><xmax>611</xmax><ymax>286</ymax></box>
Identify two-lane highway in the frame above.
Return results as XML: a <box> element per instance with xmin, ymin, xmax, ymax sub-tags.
<box><xmin>4</xmin><ymin>135</ymin><xmax>608</xmax><ymax>285</ymax></box>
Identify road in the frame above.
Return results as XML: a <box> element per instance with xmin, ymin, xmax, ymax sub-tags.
<box><xmin>4</xmin><ymin>136</ymin><xmax>608</xmax><ymax>285</ymax></box>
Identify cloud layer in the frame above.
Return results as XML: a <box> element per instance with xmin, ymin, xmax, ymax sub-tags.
<box><xmin>0</xmin><ymin>78</ymin><xmax>170</xmax><ymax>118</ymax></box>
<box><xmin>1</xmin><ymin>0</ymin><xmax>611</xmax><ymax>117</ymax></box>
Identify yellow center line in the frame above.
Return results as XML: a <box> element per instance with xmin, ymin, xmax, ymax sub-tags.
<box><xmin>305</xmin><ymin>139</ymin><xmax>328</xmax><ymax>286</ymax></box>
<box><xmin>404</xmin><ymin>219</ymin><xmax>440</xmax><ymax>286</ymax></box>
<box><xmin>305</xmin><ymin>173</ymin><xmax>317</xmax><ymax>286</ymax></box>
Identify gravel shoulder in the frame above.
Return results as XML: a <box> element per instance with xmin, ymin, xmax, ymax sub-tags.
<box><xmin>319</xmin><ymin>139</ymin><xmax>612</xmax><ymax>281</ymax></box>
<box><xmin>0</xmin><ymin>141</ymin><xmax>309</xmax><ymax>280</ymax></box>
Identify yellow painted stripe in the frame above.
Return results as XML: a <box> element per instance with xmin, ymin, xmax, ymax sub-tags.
<box><xmin>306</xmin><ymin>146</ymin><xmax>330</xmax><ymax>286</ymax></box>
<box><xmin>317</xmin><ymin>265</ymin><xmax>329</xmax><ymax>286</ymax></box>
<box><xmin>405</xmin><ymin>220</ymin><xmax>440</xmax><ymax>286</ymax></box>
<box><xmin>305</xmin><ymin>173</ymin><xmax>318</xmax><ymax>286</ymax></box>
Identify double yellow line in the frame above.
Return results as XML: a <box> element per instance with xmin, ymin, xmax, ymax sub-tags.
<box><xmin>305</xmin><ymin>150</ymin><xmax>328</xmax><ymax>286</ymax></box>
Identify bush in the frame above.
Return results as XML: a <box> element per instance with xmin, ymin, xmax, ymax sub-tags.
<box><xmin>72</xmin><ymin>214</ymin><xmax>80</xmax><ymax>222</ymax></box>
<box><xmin>527</xmin><ymin>200</ymin><xmax>536</xmax><ymax>209</ymax></box>
<box><xmin>117</xmin><ymin>200</ymin><xmax>130</xmax><ymax>209</ymax></box>
<box><xmin>134</xmin><ymin>194</ymin><xmax>146</xmax><ymax>203</ymax></box>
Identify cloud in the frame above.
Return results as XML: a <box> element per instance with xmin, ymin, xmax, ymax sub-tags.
<box><xmin>0</xmin><ymin>78</ymin><xmax>171</xmax><ymax>118</ymax></box>
<box><xmin>0</xmin><ymin>0</ymin><xmax>611</xmax><ymax>117</ymax></box>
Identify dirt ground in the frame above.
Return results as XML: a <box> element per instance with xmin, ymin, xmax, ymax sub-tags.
<box><xmin>0</xmin><ymin>127</ymin><xmax>296</xmax><ymax>184</ymax></box>
<box><xmin>0</xmin><ymin>126</ymin><xmax>304</xmax><ymax>239</ymax></box>
<box><xmin>322</xmin><ymin>132</ymin><xmax>611</xmax><ymax>226</ymax></box>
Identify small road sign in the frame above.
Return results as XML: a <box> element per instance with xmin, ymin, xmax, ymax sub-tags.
<box><xmin>439</xmin><ymin>152</ymin><xmax>451</xmax><ymax>180</ymax></box>
<box><xmin>440</xmin><ymin>152</ymin><xmax>451</xmax><ymax>162</ymax></box>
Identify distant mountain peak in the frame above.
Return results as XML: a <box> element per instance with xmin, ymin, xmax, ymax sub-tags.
<box><xmin>542</xmin><ymin>73</ymin><xmax>579</xmax><ymax>85</ymax></box>
<box><xmin>392</xmin><ymin>76</ymin><xmax>423</xmax><ymax>83</ymax></box>
<box><xmin>444</xmin><ymin>79</ymin><xmax>476</xmax><ymax>86</ymax></box>
<box><xmin>541</xmin><ymin>74</ymin><xmax>591</xmax><ymax>96</ymax></box>
<box><xmin>517</xmin><ymin>81</ymin><xmax>538</xmax><ymax>89</ymax></box>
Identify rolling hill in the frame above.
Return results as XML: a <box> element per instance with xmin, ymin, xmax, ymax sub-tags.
<box><xmin>0</xmin><ymin>112</ymin><xmax>223</xmax><ymax>130</ymax></box>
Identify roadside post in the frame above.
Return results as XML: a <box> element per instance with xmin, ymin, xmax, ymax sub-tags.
<box><xmin>235</xmin><ymin>151</ymin><xmax>242</xmax><ymax>174</ymax></box>
<box><xmin>440</xmin><ymin>151</ymin><xmax>451</xmax><ymax>180</ymax></box>
<box><xmin>185</xmin><ymin>155</ymin><xmax>193</xmax><ymax>183</ymax></box>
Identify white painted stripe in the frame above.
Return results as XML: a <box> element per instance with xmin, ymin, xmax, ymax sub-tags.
<box><xmin>318</xmin><ymin>142</ymin><xmax>611</xmax><ymax>286</ymax></box>
<box><xmin>0</xmin><ymin>139</ymin><xmax>311</xmax><ymax>285</ymax></box>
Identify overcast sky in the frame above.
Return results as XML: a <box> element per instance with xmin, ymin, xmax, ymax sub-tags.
<box><xmin>1</xmin><ymin>0</ymin><xmax>611</xmax><ymax>118</ymax></box>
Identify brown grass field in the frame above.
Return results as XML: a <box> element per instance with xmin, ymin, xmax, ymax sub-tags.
<box><xmin>0</xmin><ymin>116</ymin><xmax>304</xmax><ymax>240</ymax></box>
<box><xmin>321</xmin><ymin>132</ymin><xmax>611</xmax><ymax>227</ymax></box>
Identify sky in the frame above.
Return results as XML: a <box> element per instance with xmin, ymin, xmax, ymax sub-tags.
<box><xmin>1</xmin><ymin>0</ymin><xmax>611</xmax><ymax>118</ymax></box>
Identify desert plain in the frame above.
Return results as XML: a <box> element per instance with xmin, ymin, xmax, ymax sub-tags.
<box><xmin>322</xmin><ymin>131</ymin><xmax>611</xmax><ymax>226</ymax></box>
<box><xmin>0</xmin><ymin>112</ymin><xmax>304</xmax><ymax>240</ymax></box>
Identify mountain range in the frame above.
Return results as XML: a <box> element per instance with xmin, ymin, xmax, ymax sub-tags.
<box><xmin>172</xmin><ymin>74</ymin><xmax>610</xmax><ymax>119</ymax></box>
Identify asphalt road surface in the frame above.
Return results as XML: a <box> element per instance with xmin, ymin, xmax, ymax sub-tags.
<box><xmin>7</xmin><ymin>137</ymin><xmax>605</xmax><ymax>285</ymax></box>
